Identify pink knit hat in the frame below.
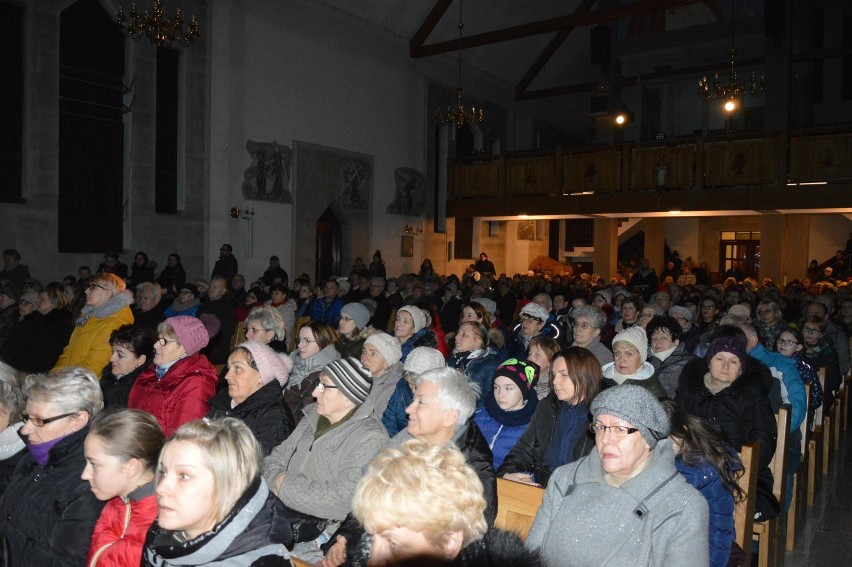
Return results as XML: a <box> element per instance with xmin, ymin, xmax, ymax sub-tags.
<box><xmin>166</xmin><ymin>315</ymin><xmax>217</xmax><ymax>355</ymax></box>
<box><xmin>237</xmin><ymin>341</ymin><xmax>293</xmax><ymax>387</ymax></box>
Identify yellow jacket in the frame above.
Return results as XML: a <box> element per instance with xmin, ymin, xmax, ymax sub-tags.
<box><xmin>54</xmin><ymin>296</ymin><xmax>134</xmax><ymax>376</ymax></box>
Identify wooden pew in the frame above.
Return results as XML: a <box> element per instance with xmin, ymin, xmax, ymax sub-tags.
<box><xmin>735</xmin><ymin>442</ymin><xmax>760</xmax><ymax>567</ymax></box>
<box><xmin>495</xmin><ymin>477</ymin><xmax>545</xmax><ymax>541</ymax></box>
<box><xmin>752</xmin><ymin>405</ymin><xmax>790</xmax><ymax>567</ymax></box>
<box><xmin>786</xmin><ymin>383</ymin><xmax>811</xmax><ymax>551</ymax></box>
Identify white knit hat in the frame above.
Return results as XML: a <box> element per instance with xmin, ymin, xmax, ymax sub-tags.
<box><xmin>520</xmin><ymin>302</ymin><xmax>549</xmax><ymax>322</ymax></box>
<box><xmin>365</xmin><ymin>332</ymin><xmax>403</xmax><ymax>366</ymax></box>
<box><xmin>404</xmin><ymin>347</ymin><xmax>446</xmax><ymax>376</ymax></box>
<box><xmin>612</xmin><ymin>325</ymin><xmax>648</xmax><ymax>362</ymax></box>
<box><xmin>397</xmin><ymin>306</ymin><xmax>426</xmax><ymax>333</ymax></box>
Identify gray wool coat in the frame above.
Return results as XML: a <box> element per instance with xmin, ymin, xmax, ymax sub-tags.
<box><xmin>262</xmin><ymin>401</ymin><xmax>388</xmax><ymax>522</ymax></box>
<box><xmin>526</xmin><ymin>440</ymin><xmax>709</xmax><ymax>567</ymax></box>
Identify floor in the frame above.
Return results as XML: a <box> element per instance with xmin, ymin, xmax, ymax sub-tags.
<box><xmin>784</xmin><ymin>413</ymin><xmax>852</xmax><ymax>567</ymax></box>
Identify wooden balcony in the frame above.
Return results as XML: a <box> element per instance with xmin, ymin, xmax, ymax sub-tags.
<box><xmin>446</xmin><ymin>125</ymin><xmax>852</xmax><ymax>218</ymax></box>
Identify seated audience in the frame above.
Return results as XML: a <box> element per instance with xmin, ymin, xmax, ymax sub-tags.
<box><xmin>336</xmin><ymin>302</ymin><xmax>371</xmax><ymax>359</ymax></box>
<box><xmin>382</xmin><ymin>346</ymin><xmax>446</xmax><ymax>437</ymax></box>
<box><xmin>499</xmin><ymin>346</ymin><xmax>600</xmax><ymax>487</ymax></box>
<box><xmin>526</xmin><ymin>385</ymin><xmax>709</xmax><ymax>566</ymax></box>
<box><xmin>101</xmin><ymin>325</ymin><xmax>156</xmax><ymax>408</ymax></box>
<box><xmin>196</xmin><ymin>276</ymin><xmax>237</xmax><ymax>366</ymax></box>
<box><xmin>0</xmin><ymin>290</ymin><xmax>43</xmax><ymax>371</ymax></box>
<box><xmin>601</xmin><ymin>326</ymin><xmax>667</xmax><ymax>399</ymax></box>
<box><xmin>208</xmin><ymin>341</ymin><xmax>294</xmax><ymax>455</ymax></box>
<box><xmin>132</xmin><ymin>282</ymin><xmax>167</xmax><ymax>332</ymax></box>
<box><xmin>394</xmin><ymin>305</ymin><xmax>435</xmax><ymax>361</ymax></box>
<box><xmin>285</xmin><ymin>321</ymin><xmax>340</xmax><ymax>423</ymax></box>
<box><xmin>0</xmin><ymin>367</ymin><xmax>106</xmax><ymax>565</ymax></box>
<box><xmin>447</xmin><ymin>320</ymin><xmax>500</xmax><ymax>399</ymax></box>
<box><xmin>127</xmin><ymin>316</ymin><xmax>219</xmax><ymax>436</ymax></box>
<box><xmin>0</xmin><ymin>362</ymin><xmax>25</xmax><ymax>495</ymax></box>
<box><xmin>266</xmin><ymin>283</ymin><xmax>297</xmax><ymax>342</ymax></box>
<box><xmin>142</xmin><ymin>418</ymin><xmax>292</xmax><ymax>565</ymax></box>
<box><xmin>359</xmin><ymin>332</ymin><xmax>404</xmax><ymax>418</ymax></box>
<box><xmin>775</xmin><ymin>327</ymin><xmax>823</xmax><ymax>421</ymax></box>
<box><xmin>755</xmin><ymin>299</ymin><xmax>787</xmax><ymax>351</ymax></box>
<box><xmin>526</xmin><ymin>336</ymin><xmax>560</xmax><ymax>400</ymax></box>
<box><xmin>83</xmin><ymin>410</ymin><xmax>164</xmax><ymax>567</ymax></box>
<box><xmin>244</xmin><ymin>305</ymin><xmax>289</xmax><ymax>353</ymax></box>
<box><xmin>800</xmin><ymin>314</ymin><xmax>843</xmax><ymax>411</ymax></box>
<box><xmin>647</xmin><ymin>316</ymin><xmax>696</xmax><ymax>398</ymax></box>
<box><xmin>55</xmin><ymin>273</ymin><xmax>134</xmax><ymax>375</ymax></box>
<box><xmin>162</xmin><ymin>283</ymin><xmax>201</xmax><ymax>318</ymax></box>
<box><xmin>473</xmin><ymin>359</ymin><xmax>539</xmax><ymax>469</ymax></box>
<box><xmin>570</xmin><ymin>305</ymin><xmax>613</xmax><ymax>366</ymax></box>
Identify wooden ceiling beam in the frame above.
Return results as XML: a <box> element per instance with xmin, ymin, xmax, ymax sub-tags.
<box><xmin>411</xmin><ymin>0</ymin><xmax>707</xmax><ymax>58</ymax></box>
<box><xmin>515</xmin><ymin>0</ymin><xmax>596</xmax><ymax>97</ymax></box>
<box><xmin>410</xmin><ymin>0</ymin><xmax>453</xmax><ymax>56</ymax></box>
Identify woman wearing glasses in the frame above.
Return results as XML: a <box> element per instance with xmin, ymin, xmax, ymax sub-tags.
<box><xmin>799</xmin><ymin>314</ymin><xmax>842</xmax><ymax>412</ymax></box>
<box><xmin>0</xmin><ymin>367</ymin><xmax>106</xmax><ymax>566</ymax></box>
<box><xmin>527</xmin><ymin>384</ymin><xmax>709</xmax><ymax>566</ymax></box>
<box><xmin>127</xmin><ymin>316</ymin><xmax>219</xmax><ymax>436</ymax></box>
<box><xmin>775</xmin><ymin>327</ymin><xmax>823</xmax><ymax>420</ymax></box>
<box><xmin>263</xmin><ymin>357</ymin><xmax>387</xmax><ymax>545</ymax></box>
<box><xmin>54</xmin><ymin>273</ymin><xmax>135</xmax><ymax>375</ymax></box>
<box><xmin>498</xmin><ymin>347</ymin><xmax>600</xmax><ymax>488</ymax></box>
<box><xmin>244</xmin><ymin>305</ymin><xmax>289</xmax><ymax>354</ymax></box>
<box><xmin>755</xmin><ymin>299</ymin><xmax>787</xmax><ymax>351</ymax></box>
<box><xmin>570</xmin><ymin>305</ymin><xmax>613</xmax><ymax>366</ymax></box>
<box><xmin>285</xmin><ymin>321</ymin><xmax>340</xmax><ymax>424</ymax></box>
<box><xmin>335</xmin><ymin>302</ymin><xmax>371</xmax><ymax>359</ymax></box>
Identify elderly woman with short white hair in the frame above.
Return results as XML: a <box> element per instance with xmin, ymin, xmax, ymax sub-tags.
<box><xmin>526</xmin><ymin>385</ymin><xmax>709</xmax><ymax>566</ymax></box>
<box><xmin>0</xmin><ymin>367</ymin><xmax>106</xmax><ymax>565</ymax></box>
<box><xmin>0</xmin><ymin>363</ymin><xmax>25</xmax><ymax>495</ymax></box>
<box><xmin>245</xmin><ymin>305</ymin><xmax>289</xmax><ymax>353</ymax></box>
<box><xmin>570</xmin><ymin>305</ymin><xmax>613</xmax><ymax>366</ymax></box>
<box><xmin>601</xmin><ymin>326</ymin><xmax>667</xmax><ymax>399</ymax></box>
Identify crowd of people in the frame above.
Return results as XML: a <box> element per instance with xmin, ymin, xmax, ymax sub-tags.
<box><xmin>0</xmin><ymin>243</ymin><xmax>849</xmax><ymax>566</ymax></box>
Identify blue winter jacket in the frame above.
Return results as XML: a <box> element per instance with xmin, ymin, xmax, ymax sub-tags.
<box><xmin>750</xmin><ymin>343</ymin><xmax>806</xmax><ymax>432</ymax></box>
<box><xmin>675</xmin><ymin>457</ymin><xmax>736</xmax><ymax>567</ymax></box>
<box><xmin>473</xmin><ymin>407</ymin><xmax>531</xmax><ymax>469</ymax></box>
<box><xmin>381</xmin><ymin>377</ymin><xmax>413</xmax><ymax>437</ymax></box>
<box><xmin>310</xmin><ymin>296</ymin><xmax>343</xmax><ymax>329</ymax></box>
<box><xmin>446</xmin><ymin>348</ymin><xmax>501</xmax><ymax>403</ymax></box>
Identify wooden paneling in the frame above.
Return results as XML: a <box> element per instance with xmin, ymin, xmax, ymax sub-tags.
<box><xmin>631</xmin><ymin>145</ymin><xmax>694</xmax><ymax>190</ymax></box>
<box><xmin>705</xmin><ymin>139</ymin><xmax>777</xmax><ymax>186</ymax></box>
<box><xmin>505</xmin><ymin>155</ymin><xmax>555</xmax><ymax>196</ymax></box>
<box><xmin>789</xmin><ymin>134</ymin><xmax>852</xmax><ymax>182</ymax></box>
<box><xmin>453</xmin><ymin>161</ymin><xmax>501</xmax><ymax>198</ymax></box>
<box><xmin>563</xmin><ymin>149</ymin><xmax>621</xmax><ymax>194</ymax></box>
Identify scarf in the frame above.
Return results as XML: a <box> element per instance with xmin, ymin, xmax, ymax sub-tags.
<box><xmin>652</xmin><ymin>345</ymin><xmax>678</xmax><ymax>362</ymax></box>
<box><xmin>289</xmin><ymin>344</ymin><xmax>340</xmax><ymax>387</ymax></box>
<box><xmin>450</xmin><ymin>349</ymin><xmax>484</xmax><ymax>372</ymax></box>
<box><xmin>483</xmin><ymin>388</ymin><xmax>538</xmax><ymax>428</ymax></box>
<box><xmin>27</xmin><ymin>433</ymin><xmax>71</xmax><ymax>467</ymax></box>
<box><xmin>169</xmin><ymin>296</ymin><xmax>200</xmax><ymax>314</ymax></box>
<box><xmin>0</xmin><ymin>423</ymin><xmax>25</xmax><ymax>461</ymax></box>
<box><xmin>755</xmin><ymin>319</ymin><xmax>786</xmax><ymax>351</ymax></box>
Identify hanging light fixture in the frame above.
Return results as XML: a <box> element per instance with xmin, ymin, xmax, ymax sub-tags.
<box><xmin>435</xmin><ymin>0</ymin><xmax>484</xmax><ymax>126</ymax></box>
<box><xmin>116</xmin><ymin>0</ymin><xmax>201</xmax><ymax>47</ymax></box>
<box><xmin>697</xmin><ymin>6</ymin><xmax>764</xmax><ymax>106</ymax></box>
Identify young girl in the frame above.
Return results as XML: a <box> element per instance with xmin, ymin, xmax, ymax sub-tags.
<box><xmin>663</xmin><ymin>401</ymin><xmax>745</xmax><ymax>567</ymax></box>
<box><xmin>83</xmin><ymin>409</ymin><xmax>165</xmax><ymax>566</ymax></box>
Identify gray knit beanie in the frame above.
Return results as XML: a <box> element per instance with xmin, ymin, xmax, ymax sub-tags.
<box><xmin>323</xmin><ymin>357</ymin><xmax>372</xmax><ymax>405</ymax></box>
<box><xmin>591</xmin><ymin>384</ymin><xmax>669</xmax><ymax>448</ymax></box>
<box><xmin>341</xmin><ymin>302</ymin><xmax>370</xmax><ymax>330</ymax></box>
<box><xmin>404</xmin><ymin>347</ymin><xmax>446</xmax><ymax>376</ymax></box>
<box><xmin>397</xmin><ymin>306</ymin><xmax>426</xmax><ymax>333</ymax></box>
<box><xmin>612</xmin><ymin>325</ymin><xmax>648</xmax><ymax>362</ymax></box>
<box><xmin>668</xmin><ymin>305</ymin><xmax>693</xmax><ymax>323</ymax></box>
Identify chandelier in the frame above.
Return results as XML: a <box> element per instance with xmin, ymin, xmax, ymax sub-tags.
<box><xmin>116</xmin><ymin>0</ymin><xmax>200</xmax><ymax>47</ymax></box>
<box><xmin>697</xmin><ymin>48</ymin><xmax>764</xmax><ymax>103</ymax></box>
<box><xmin>435</xmin><ymin>0</ymin><xmax>484</xmax><ymax>126</ymax></box>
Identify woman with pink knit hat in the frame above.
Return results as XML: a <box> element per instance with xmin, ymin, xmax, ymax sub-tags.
<box><xmin>207</xmin><ymin>341</ymin><xmax>295</xmax><ymax>454</ymax></box>
<box><xmin>127</xmin><ymin>315</ymin><xmax>219</xmax><ymax>436</ymax></box>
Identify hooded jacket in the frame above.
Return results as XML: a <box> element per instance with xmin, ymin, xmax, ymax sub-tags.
<box><xmin>526</xmin><ymin>440</ymin><xmax>709</xmax><ymax>567</ymax></box>
<box><xmin>87</xmin><ymin>483</ymin><xmax>158</xmax><ymax>567</ymax></box>
<box><xmin>54</xmin><ymin>293</ymin><xmax>134</xmax><ymax>374</ymax></box>
<box><xmin>127</xmin><ymin>353</ymin><xmax>219</xmax><ymax>436</ymax></box>
<box><xmin>142</xmin><ymin>477</ymin><xmax>291</xmax><ymax>566</ymax></box>
<box><xmin>262</xmin><ymin>402</ymin><xmax>388</xmax><ymax>522</ymax></box>
<box><xmin>207</xmin><ymin>379</ymin><xmax>295</xmax><ymax>456</ymax></box>
<box><xmin>0</xmin><ymin>426</ymin><xmax>106</xmax><ymax>567</ymax></box>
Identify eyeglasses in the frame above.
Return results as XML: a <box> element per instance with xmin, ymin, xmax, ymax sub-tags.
<box><xmin>638</xmin><ymin>312</ymin><xmax>655</xmax><ymax>319</ymax></box>
<box><xmin>521</xmin><ymin>313</ymin><xmax>543</xmax><ymax>323</ymax></box>
<box><xmin>339</xmin><ymin>315</ymin><xmax>353</xmax><ymax>323</ymax></box>
<box><xmin>297</xmin><ymin>337</ymin><xmax>316</xmax><ymax>345</ymax></box>
<box><xmin>776</xmin><ymin>338</ymin><xmax>799</xmax><ymax>347</ymax></box>
<box><xmin>701</xmin><ymin>304</ymin><xmax>717</xmax><ymax>310</ymax></box>
<box><xmin>244</xmin><ymin>327</ymin><xmax>264</xmax><ymax>336</ymax></box>
<box><xmin>315</xmin><ymin>382</ymin><xmax>338</xmax><ymax>394</ymax></box>
<box><xmin>574</xmin><ymin>321</ymin><xmax>595</xmax><ymax>330</ymax></box>
<box><xmin>22</xmin><ymin>412</ymin><xmax>76</xmax><ymax>427</ymax></box>
<box><xmin>157</xmin><ymin>337</ymin><xmax>179</xmax><ymax>346</ymax></box>
<box><xmin>803</xmin><ymin>328</ymin><xmax>822</xmax><ymax>335</ymax></box>
<box><xmin>756</xmin><ymin>309</ymin><xmax>774</xmax><ymax>316</ymax></box>
<box><xmin>87</xmin><ymin>283</ymin><xmax>107</xmax><ymax>292</ymax></box>
<box><xmin>589</xmin><ymin>423</ymin><xmax>639</xmax><ymax>437</ymax></box>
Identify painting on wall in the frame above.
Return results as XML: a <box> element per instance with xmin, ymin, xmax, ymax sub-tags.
<box><xmin>241</xmin><ymin>140</ymin><xmax>292</xmax><ymax>203</ymax></box>
<box><xmin>387</xmin><ymin>167</ymin><xmax>427</xmax><ymax>216</ymax></box>
<box><xmin>517</xmin><ymin>220</ymin><xmax>536</xmax><ymax>240</ymax></box>
<box><xmin>401</xmin><ymin>236</ymin><xmax>414</xmax><ymax>257</ymax></box>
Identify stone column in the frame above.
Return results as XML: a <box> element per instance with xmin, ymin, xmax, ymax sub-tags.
<box><xmin>593</xmin><ymin>218</ymin><xmax>618</xmax><ymax>280</ymax></box>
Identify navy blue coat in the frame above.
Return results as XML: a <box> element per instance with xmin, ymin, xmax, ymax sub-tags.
<box><xmin>676</xmin><ymin>458</ymin><xmax>736</xmax><ymax>567</ymax></box>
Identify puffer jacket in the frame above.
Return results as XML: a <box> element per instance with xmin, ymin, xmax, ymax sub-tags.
<box><xmin>262</xmin><ymin>402</ymin><xmax>388</xmax><ymax>522</ymax></box>
<box><xmin>0</xmin><ymin>426</ymin><xmax>106</xmax><ymax>567</ymax></box>
<box><xmin>675</xmin><ymin>458</ymin><xmax>736</xmax><ymax>567</ymax></box>
<box><xmin>207</xmin><ymin>380</ymin><xmax>295</xmax><ymax>455</ymax></box>
<box><xmin>526</xmin><ymin>441</ymin><xmax>709</xmax><ymax>567</ymax></box>
<box><xmin>497</xmin><ymin>393</ymin><xmax>595</xmax><ymax>487</ymax></box>
<box><xmin>100</xmin><ymin>362</ymin><xmax>151</xmax><ymax>408</ymax></box>
<box><xmin>54</xmin><ymin>294</ymin><xmax>134</xmax><ymax>374</ymax></box>
<box><xmin>142</xmin><ymin>477</ymin><xmax>291</xmax><ymax>566</ymax></box>
<box><xmin>473</xmin><ymin>391</ymin><xmax>537</xmax><ymax>469</ymax></box>
<box><xmin>127</xmin><ymin>353</ymin><xmax>219</xmax><ymax>436</ymax></box>
<box><xmin>380</xmin><ymin>377</ymin><xmax>413</xmax><ymax>437</ymax></box>
<box><xmin>675</xmin><ymin>356</ymin><xmax>780</xmax><ymax>520</ymax></box>
<box><xmin>601</xmin><ymin>360</ymin><xmax>668</xmax><ymax>400</ymax></box>
<box><xmin>649</xmin><ymin>342</ymin><xmax>696</xmax><ymax>398</ymax></box>
<box><xmin>87</xmin><ymin>483</ymin><xmax>157</xmax><ymax>567</ymax></box>
<box><xmin>446</xmin><ymin>347</ymin><xmax>501</xmax><ymax>402</ymax></box>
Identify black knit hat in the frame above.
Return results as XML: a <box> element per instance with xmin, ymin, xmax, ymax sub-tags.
<box><xmin>323</xmin><ymin>357</ymin><xmax>373</xmax><ymax>405</ymax></box>
<box><xmin>493</xmin><ymin>358</ymin><xmax>539</xmax><ymax>402</ymax></box>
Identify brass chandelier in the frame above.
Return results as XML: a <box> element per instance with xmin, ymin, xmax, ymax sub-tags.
<box><xmin>116</xmin><ymin>0</ymin><xmax>200</xmax><ymax>47</ymax></box>
<box><xmin>435</xmin><ymin>0</ymin><xmax>484</xmax><ymax>126</ymax></box>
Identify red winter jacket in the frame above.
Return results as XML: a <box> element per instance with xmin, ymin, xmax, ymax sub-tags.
<box><xmin>127</xmin><ymin>353</ymin><xmax>218</xmax><ymax>436</ymax></box>
<box><xmin>86</xmin><ymin>490</ymin><xmax>158</xmax><ymax>567</ymax></box>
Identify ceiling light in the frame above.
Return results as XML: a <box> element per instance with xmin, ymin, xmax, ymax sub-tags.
<box><xmin>116</xmin><ymin>0</ymin><xmax>200</xmax><ymax>47</ymax></box>
<box><xmin>435</xmin><ymin>0</ymin><xmax>484</xmax><ymax>127</ymax></box>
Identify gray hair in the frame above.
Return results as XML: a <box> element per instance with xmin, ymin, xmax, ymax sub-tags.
<box><xmin>23</xmin><ymin>367</ymin><xmax>103</xmax><ymax>419</ymax></box>
<box><xmin>0</xmin><ymin>362</ymin><xmax>24</xmax><ymax>423</ymax></box>
<box><xmin>246</xmin><ymin>305</ymin><xmax>287</xmax><ymax>341</ymax></box>
<box><xmin>136</xmin><ymin>282</ymin><xmax>162</xmax><ymax>302</ymax></box>
<box><xmin>533</xmin><ymin>293</ymin><xmax>553</xmax><ymax>312</ymax></box>
<box><xmin>572</xmin><ymin>305</ymin><xmax>607</xmax><ymax>329</ymax></box>
<box><xmin>415</xmin><ymin>368</ymin><xmax>479</xmax><ymax>431</ymax></box>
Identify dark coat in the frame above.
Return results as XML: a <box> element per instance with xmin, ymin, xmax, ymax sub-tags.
<box><xmin>367</xmin><ymin>292</ymin><xmax>392</xmax><ymax>331</ymax></box>
<box><xmin>129</xmin><ymin>265</ymin><xmax>156</xmax><ymax>289</ymax></box>
<box><xmin>649</xmin><ymin>343</ymin><xmax>696</xmax><ymax>398</ymax></box>
<box><xmin>0</xmin><ymin>426</ymin><xmax>106</xmax><ymax>566</ymax></box>
<box><xmin>157</xmin><ymin>264</ymin><xmax>187</xmax><ymax>290</ymax></box>
<box><xmin>207</xmin><ymin>380</ymin><xmax>295</xmax><ymax>455</ymax></box>
<box><xmin>211</xmin><ymin>253</ymin><xmax>238</xmax><ymax>282</ymax></box>
<box><xmin>380</xmin><ymin>377</ymin><xmax>412</xmax><ymax>437</ymax></box>
<box><xmin>457</xmin><ymin>421</ymin><xmax>498</xmax><ymax>526</ymax></box>
<box><xmin>197</xmin><ymin>293</ymin><xmax>238</xmax><ymax>365</ymax></box>
<box><xmin>142</xmin><ymin>477</ymin><xmax>292</xmax><ymax>566</ymax></box>
<box><xmin>101</xmin><ymin>361</ymin><xmax>152</xmax><ymax>408</ymax></box>
<box><xmin>497</xmin><ymin>393</ymin><xmax>595</xmax><ymax>487</ymax></box>
<box><xmin>675</xmin><ymin>357</ymin><xmax>780</xmax><ymax>520</ymax></box>
<box><xmin>0</xmin><ymin>312</ymin><xmax>43</xmax><ymax>372</ymax></box>
<box><xmin>676</xmin><ymin>458</ymin><xmax>736</xmax><ymax>567</ymax></box>
<box><xmin>446</xmin><ymin>348</ymin><xmax>501</xmax><ymax>403</ymax></box>
<box><xmin>131</xmin><ymin>299</ymin><xmax>168</xmax><ymax>332</ymax></box>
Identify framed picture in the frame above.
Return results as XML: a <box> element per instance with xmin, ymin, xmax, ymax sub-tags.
<box><xmin>401</xmin><ymin>235</ymin><xmax>414</xmax><ymax>257</ymax></box>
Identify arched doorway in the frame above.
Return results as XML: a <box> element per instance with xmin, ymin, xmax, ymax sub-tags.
<box><xmin>315</xmin><ymin>207</ymin><xmax>341</xmax><ymax>282</ymax></box>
